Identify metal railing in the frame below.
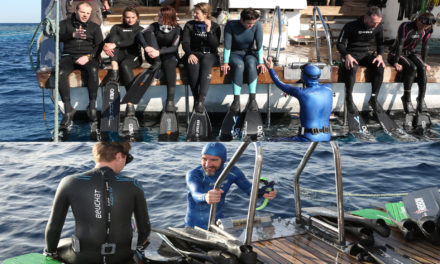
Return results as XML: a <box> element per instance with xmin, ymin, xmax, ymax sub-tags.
<box><xmin>208</xmin><ymin>140</ymin><xmax>263</xmax><ymax>245</ymax></box>
<box><xmin>294</xmin><ymin>141</ymin><xmax>345</xmax><ymax>245</ymax></box>
<box><xmin>313</xmin><ymin>6</ymin><xmax>333</xmax><ymax>65</ymax></box>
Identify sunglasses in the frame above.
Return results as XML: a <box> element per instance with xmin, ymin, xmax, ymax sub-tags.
<box><xmin>420</xmin><ymin>17</ymin><xmax>436</xmax><ymax>25</ymax></box>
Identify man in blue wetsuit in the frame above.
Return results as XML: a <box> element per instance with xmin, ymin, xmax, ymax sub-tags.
<box><xmin>264</xmin><ymin>57</ymin><xmax>333</xmax><ymax>141</ymax></box>
<box><xmin>221</xmin><ymin>8</ymin><xmax>267</xmax><ymax>111</ymax></box>
<box><xmin>185</xmin><ymin>143</ymin><xmax>277</xmax><ymax>229</ymax></box>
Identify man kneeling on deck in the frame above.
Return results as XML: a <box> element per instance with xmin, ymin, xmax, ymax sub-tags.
<box><xmin>58</xmin><ymin>2</ymin><xmax>103</xmax><ymax>130</ymax></box>
<box><xmin>185</xmin><ymin>143</ymin><xmax>277</xmax><ymax>230</ymax></box>
<box><xmin>44</xmin><ymin>142</ymin><xmax>151</xmax><ymax>264</ymax></box>
<box><xmin>264</xmin><ymin>58</ymin><xmax>333</xmax><ymax>141</ymax></box>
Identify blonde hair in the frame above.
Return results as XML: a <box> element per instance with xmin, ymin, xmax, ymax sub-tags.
<box><xmin>93</xmin><ymin>142</ymin><xmax>131</xmax><ymax>162</ymax></box>
<box><xmin>194</xmin><ymin>2</ymin><xmax>212</xmax><ymax>20</ymax></box>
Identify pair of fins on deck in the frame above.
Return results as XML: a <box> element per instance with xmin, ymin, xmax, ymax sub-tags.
<box><xmin>346</xmin><ymin>100</ymin><xmax>431</xmax><ymax>135</ymax></box>
<box><xmin>100</xmin><ymin>67</ymin><xmax>179</xmax><ymax>142</ymax></box>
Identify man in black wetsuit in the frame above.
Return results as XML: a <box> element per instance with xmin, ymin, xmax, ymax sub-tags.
<box><xmin>44</xmin><ymin>142</ymin><xmax>151</xmax><ymax>264</ymax></box>
<box><xmin>336</xmin><ymin>6</ymin><xmax>385</xmax><ymax>114</ymax></box>
<box><xmin>59</xmin><ymin>2</ymin><xmax>103</xmax><ymax>129</ymax></box>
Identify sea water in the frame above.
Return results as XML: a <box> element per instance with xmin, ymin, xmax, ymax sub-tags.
<box><xmin>0</xmin><ymin>142</ymin><xmax>439</xmax><ymax>260</ymax></box>
<box><xmin>0</xmin><ymin>24</ymin><xmax>439</xmax><ymax>142</ymax></box>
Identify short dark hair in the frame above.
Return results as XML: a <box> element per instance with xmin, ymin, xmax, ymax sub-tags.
<box><xmin>76</xmin><ymin>2</ymin><xmax>92</xmax><ymax>11</ymax></box>
<box><xmin>240</xmin><ymin>8</ymin><xmax>260</xmax><ymax>21</ymax></box>
<box><xmin>93</xmin><ymin>141</ymin><xmax>131</xmax><ymax>162</ymax></box>
<box><xmin>366</xmin><ymin>6</ymin><xmax>382</xmax><ymax>17</ymax></box>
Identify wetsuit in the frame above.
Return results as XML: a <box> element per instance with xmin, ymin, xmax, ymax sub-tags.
<box><xmin>185</xmin><ymin>165</ymin><xmax>252</xmax><ymax>230</ymax></box>
<box><xmin>122</xmin><ymin>22</ymin><xmax>181</xmax><ymax>106</ymax></box>
<box><xmin>336</xmin><ymin>16</ymin><xmax>384</xmax><ymax>111</ymax></box>
<box><xmin>269</xmin><ymin>69</ymin><xmax>333</xmax><ymax>141</ymax></box>
<box><xmin>45</xmin><ymin>166</ymin><xmax>150</xmax><ymax>264</ymax></box>
<box><xmin>182</xmin><ymin>20</ymin><xmax>221</xmax><ymax>110</ymax></box>
<box><xmin>59</xmin><ymin>15</ymin><xmax>103</xmax><ymax>119</ymax></box>
<box><xmin>105</xmin><ymin>23</ymin><xmax>144</xmax><ymax>89</ymax></box>
<box><xmin>388</xmin><ymin>21</ymin><xmax>432</xmax><ymax>112</ymax></box>
<box><xmin>223</xmin><ymin>20</ymin><xmax>264</xmax><ymax>97</ymax></box>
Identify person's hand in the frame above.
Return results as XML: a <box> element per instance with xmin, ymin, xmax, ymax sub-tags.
<box><xmin>263</xmin><ymin>57</ymin><xmax>273</xmax><ymax>69</ymax></box>
<box><xmin>263</xmin><ymin>189</ymin><xmax>277</xmax><ymax>200</ymax></box>
<box><xmin>102</xmin><ymin>0</ymin><xmax>111</xmax><ymax>12</ymax></box>
<box><xmin>148</xmin><ymin>48</ymin><xmax>160</xmax><ymax>58</ymax></box>
<box><xmin>373</xmin><ymin>54</ymin><xmax>385</xmax><ymax>68</ymax></box>
<box><xmin>205</xmin><ymin>189</ymin><xmax>224</xmax><ymax>204</ymax></box>
<box><xmin>394</xmin><ymin>62</ymin><xmax>402</xmax><ymax>72</ymax></box>
<box><xmin>145</xmin><ymin>46</ymin><xmax>155</xmax><ymax>53</ymax></box>
<box><xmin>73</xmin><ymin>25</ymin><xmax>87</xmax><ymax>39</ymax></box>
<box><xmin>344</xmin><ymin>54</ymin><xmax>358</xmax><ymax>70</ymax></box>
<box><xmin>221</xmin><ymin>63</ymin><xmax>230</xmax><ymax>75</ymax></box>
<box><xmin>103</xmin><ymin>43</ymin><xmax>115</xmax><ymax>57</ymax></box>
<box><xmin>425</xmin><ymin>63</ymin><xmax>431</xmax><ymax>72</ymax></box>
<box><xmin>257</xmin><ymin>63</ymin><xmax>267</xmax><ymax>74</ymax></box>
<box><xmin>205</xmin><ymin>19</ymin><xmax>212</xmax><ymax>32</ymax></box>
<box><xmin>188</xmin><ymin>54</ymin><xmax>198</xmax><ymax>64</ymax></box>
<box><xmin>75</xmin><ymin>55</ymin><xmax>89</xmax><ymax>65</ymax></box>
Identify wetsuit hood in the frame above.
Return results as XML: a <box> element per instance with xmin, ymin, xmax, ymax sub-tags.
<box><xmin>301</xmin><ymin>64</ymin><xmax>321</xmax><ymax>87</ymax></box>
<box><xmin>202</xmin><ymin>142</ymin><xmax>227</xmax><ymax>167</ymax></box>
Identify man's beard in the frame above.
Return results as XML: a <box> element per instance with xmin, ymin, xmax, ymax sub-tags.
<box><xmin>203</xmin><ymin>167</ymin><xmax>217</xmax><ymax>176</ymax></box>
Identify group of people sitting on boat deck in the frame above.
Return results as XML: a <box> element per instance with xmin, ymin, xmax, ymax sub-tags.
<box><xmin>57</xmin><ymin>2</ymin><xmax>435</xmax><ymax>142</ymax></box>
<box><xmin>44</xmin><ymin>141</ymin><xmax>277</xmax><ymax>263</ymax></box>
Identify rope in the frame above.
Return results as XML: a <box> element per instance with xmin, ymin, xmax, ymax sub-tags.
<box><xmin>29</xmin><ymin>0</ymin><xmax>56</xmax><ymax>71</ymax></box>
<box><xmin>300</xmin><ymin>187</ymin><xmax>440</xmax><ymax>198</ymax></box>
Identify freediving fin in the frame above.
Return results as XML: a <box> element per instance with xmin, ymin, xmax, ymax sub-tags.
<box><xmin>121</xmin><ymin>67</ymin><xmax>157</xmax><ymax>104</ymax></box>
<box><xmin>385</xmin><ymin>201</ymin><xmax>419</xmax><ymax>241</ymax></box>
<box><xmin>90</xmin><ymin>120</ymin><xmax>100</xmax><ymax>141</ymax></box>
<box><xmin>369</xmin><ymin>100</ymin><xmax>399</xmax><ymax>134</ymax></box>
<box><xmin>241</xmin><ymin>109</ymin><xmax>264</xmax><ymax>141</ymax></box>
<box><xmin>219</xmin><ymin>108</ymin><xmax>240</xmax><ymax>141</ymax></box>
<box><xmin>350</xmin><ymin>208</ymin><xmax>395</xmax><ymax>226</ymax></box>
<box><xmin>349</xmin><ymin>242</ymin><xmax>419</xmax><ymax>264</ymax></box>
<box><xmin>403</xmin><ymin>113</ymin><xmax>415</xmax><ymax>131</ymax></box>
<box><xmin>120</xmin><ymin>105</ymin><xmax>142</xmax><ymax>141</ymax></box>
<box><xmin>158</xmin><ymin>110</ymin><xmax>179</xmax><ymax>141</ymax></box>
<box><xmin>101</xmin><ymin>81</ymin><xmax>120</xmax><ymax>134</ymax></box>
<box><xmin>3</xmin><ymin>253</ymin><xmax>61</xmax><ymax>264</ymax></box>
<box><xmin>403</xmin><ymin>187</ymin><xmax>440</xmax><ymax>244</ymax></box>
<box><xmin>414</xmin><ymin>112</ymin><xmax>431</xmax><ymax>130</ymax></box>
<box><xmin>186</xmin><ymin>103</ymin><xmax>212</xmax><ymax>141</ymax></box>
<box><xmin>346</xmin><ymin>102</ymin><xmax>369</xmax><ymax>134</ymax></box>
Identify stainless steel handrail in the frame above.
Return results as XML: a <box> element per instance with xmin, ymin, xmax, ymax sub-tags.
<box><xmin>313</xmin><ymin>6</ymin><xmax>333</xmax><ymax>65</ymax></box>
<box><xmin>294</xmin><ymin>141</ymin><xmax>345</xmax><ymax>245</ymax></box>
<box><xmin>207</xmin><ymin>141</ymin><xmax>263</xmax><ymax>246</ymax></box>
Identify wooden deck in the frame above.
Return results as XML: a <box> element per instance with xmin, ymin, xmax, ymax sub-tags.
<box><xmin>253</xmin><ymin>227</ymin><xmax>440</xmax><ymax>263</ymax></box>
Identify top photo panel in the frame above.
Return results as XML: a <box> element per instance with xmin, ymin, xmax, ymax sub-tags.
<box><xmin>3</xmin><ymin>0</ymin><xmax>440</xmax><ymax>142</ymax></box>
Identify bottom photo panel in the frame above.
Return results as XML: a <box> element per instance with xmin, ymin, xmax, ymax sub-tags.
<box><xmin>1</xmin><ymin>142</ymin><xmax>439</xmax><ymax>264</ymax></box>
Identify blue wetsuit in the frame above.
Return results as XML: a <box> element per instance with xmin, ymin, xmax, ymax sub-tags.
<box><xmin>269</xmin><ymin>69</ymin><xmax>333</xmax><ymax>141</ymax></box>
<box><xmin>223</xmin><ymin>20</ymin><xmax>264</xmax><ymax>95</ymax></box>
<box><xmin>185</xmin><ymin>165</ymin><xmax>252</xmax><ymax>229</ymax></box>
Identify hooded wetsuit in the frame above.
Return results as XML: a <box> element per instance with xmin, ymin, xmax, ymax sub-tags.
<box><xmin>105</xmin><ymin>23</ymin><xmax>144</xmax><ymax>88</ymax></box>
<box><xmin>45</xmin><ymin>166</ymin><xmax>150</xmax><ymax>264</ymax></box>
<box><xmin>122</xmin><ymin>22</ymin><xmax>181</xmax><ymax>105</ymax></box>
<box><xmin>182</xmin><ymin>20</ymin><xmax>221</xmax><ymax>108</ymax></box>
<box><xmin>269</xmin><ymin>69</ymin><xmax>333</xmax><ymax>141</ymax></box>
<box><xmin>336</xmin><ymin>16</ymin><xmax>384</xmax><ymax>109</ymax></box>
<box><xmin>185</xmin><ymin>165</ymin><xmax>252</xmax><ymax>230</ymax></box>
<box><xmin>223</xmin><ymin>20</ymin><xmax>264</xmax><ymax>96</ymax></box>
<box><xmin>388</xmin><ymin>21</ymin><xmax>432</xmax><ymax>110</ymax></box>
<box><xmin>59</xmin><ymin>15</ymin><xmax>103</xmax><ymax>115</ymax></box>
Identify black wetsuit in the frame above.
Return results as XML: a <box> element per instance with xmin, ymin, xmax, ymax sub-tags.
<box><xmin>182</xmin><ymin>20</ymin><xmax>220</xmax><ymax>108</ymax></box>
<box><xmin>336</xmin><ymin>16</ymin><xmax>384</xmax><ymax>109</ymax></box>
<box><xmin>45</xmin><ymin>166</ymin><xmax>150</xmax><ymax>264</ymax></box>
<box><xmin>123</xmin><ymin>22</ymin><xmax>182</xmax><ymax>105</ymax></box>
<box><xmin>388</xmin><ymin>21</ymin><xmax>432</xmax><ymax>111</ymax></box>
<box><xmin>106</xmin><ymin>23</ymin><xmax>144</xmax><ymax>88</ymax></box>
<box><xmin>59</xmin><ymin>15</ymin><xmax>103</xmax><ymax>112</ymax></box>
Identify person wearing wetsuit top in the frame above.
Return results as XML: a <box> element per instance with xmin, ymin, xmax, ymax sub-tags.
<box><xmin>122</xmin><ymin>6</ymin><xmax>181</xmax><ymax>114</ymax></box>
<box><xmin>58</xmin><ymin>2</ymin><xmax>103</xmax><ymax>128</ymax></box>
<box><xmin>44</xmin><ymin>142</ymin><xmax>150</xmax><ymax>264</ymax></box>
<box><xmin>182</xmin><ymin>2</ymin><xmax>221</xmax><ymax>113</ymax></box>
<box><xmin>388</xmin><ymin>12</ymin><xmax>435</xmax><ymax>114</ymax></box>
<box><xmin>103</xmin><ymin>7</ymin><xmax>143</xmax><ymax>87</ymax></box>
<box><xmin>336</xmin><ymin>6</ymin><xmax>386</xmax><ymax>114</ymax></box>
<box><xmin>185</xmin><ymin>143</ymin><xmax>277</xmax><ymax>230</ymax></box>
<box><xmin>221</xmin><ymin>8</ymin><xmax>267</xmax><ymax>112</ymax></box>
<box><xmin>264</xmin><ymin>58</ymin><xmax>333</xmax><ymax>141</ymax></box>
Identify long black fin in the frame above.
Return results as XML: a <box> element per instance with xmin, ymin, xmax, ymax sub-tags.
<box><xmin>121</xmin><ymin>68</ymin><xmax>157</xmax><ymax>104</ymax></box>
<box><xmin>159</xmin><ymin>111</ymin><xmax>179</xmax><ymax>141</ymax></box>
<box><xmin>370</xmin><ymin>101</ymin><xmax>399</xmax><ymax>134</ymax></box>
<box><xmin>186</xmin><ymin>104</ymin><xmax>212</xmax><ymax>141</ymax></box>
<box><xmin>121</xmin><ymin>114</ymin><xmax>142</xmax><ymax>142</ymax></box>
<box><xmin>241</xmin><ymin>108</ymin><xmax>264</xmax><ymax>141</ymax></box>
<box><xmin>349</xmin><ymin>243</ymin><xmax>419</xmax><ymax>264</ymax></box>
<box><xmin>219</xmin><ymin>108</ymin><xmax>240</xmax><ymax>141</ymax></box>
<box><xmin>100</xmin><ymin>81</ymin><xmax>120</xmax><ymax>137</ymax></box>
<box><xmin>346</xmin><ymin>104</ymin><xmax>369</xmax><ymax>134</ymax></box>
